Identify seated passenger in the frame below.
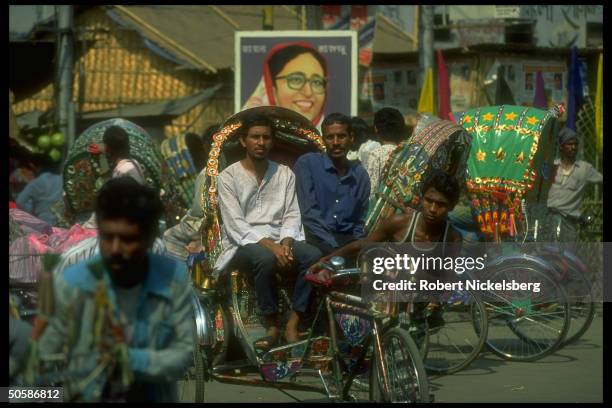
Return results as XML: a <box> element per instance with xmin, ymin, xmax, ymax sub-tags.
<box><xmin>213</xmin><ymin>114</ymin><xmax>322</xmax><ymax>348</ymax></box>
<box><xmin>293</xmin><ymin>113</ymin><xmax>371</xmax><ymax>256</ymax></box>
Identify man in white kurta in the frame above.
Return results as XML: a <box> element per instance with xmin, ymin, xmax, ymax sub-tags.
<box><xmin>213</xmin><ymin>114</ymin><xmax>322</xmax><ymax>348</ymax></box>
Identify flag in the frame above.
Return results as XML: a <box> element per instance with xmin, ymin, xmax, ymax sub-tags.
<box><xmin>595</xmin><ymin>52</ymin><xmax>603</xmax><ymax>153</ymax></box>
<box><xmin>262</xmin><ymin>6</ymin><xmax>274</xmax><ymax>30</ymax></box>
<box><xmin>437</xmin><ymin>50</ymin><xmax>451</xmax><ymax>120</ymax></box>
<box><xmin>494</xmin><ymin>66</ymin><xmax>516</xmax><ymax>105</ymax></box>
<box><xmin>418</xmin><ymin>68</ymin><xmax>435</xmax><ymax>115</ymax></box>
<box><xmin>566</xmin><ymin>46</ymin><xmax>584</xmax><ymax>131</ymax></box>
<box><xmin>533</xmin><ymin>71</ymin><xmax>548</xmax><ymax>109</ymax></box>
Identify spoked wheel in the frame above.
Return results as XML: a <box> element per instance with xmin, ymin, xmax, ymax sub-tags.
<box><xmin>370</xmin><ymin>328</ymin><xmax>430</xmax><ymax>402</ymax></box>
<box><xmin>536</xmin><ymin>249</ymin><xmax>597</xmax><ymax>347</ymax></box>
<box><xmin>564</xmin><ymin>296</ymin><xmax>596</xmax><ymax>346</ymax></box>
<box><xmin>373</xmin><ymin>301</ymin><xmax>429</xmax><ymax>359</ymax></box>
<box><xmin>194</xmin><ymin>344</ymin><xmax>206</xmax><ymax>402</ymax></box>
<box><xmin>481</xmin><ymin>263</ymin><xmax>570</xmax><ymax>362</ymax></box>
<box><xmin>423</xmin><ymin>290</ymin><xmax>487</xmax><ymax>375</ymax></box>
<box><xmin>177</xmin><ymin>333</ymin><xmax>207</xmax><ymax>402</ymax></box>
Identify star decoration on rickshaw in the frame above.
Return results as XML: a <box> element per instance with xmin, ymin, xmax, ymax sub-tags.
<box><xmin>515</xmin><ymin>151</ymin><xmax>526</xmax><ymax>164</ymax></box>
<box><xmin>462</xmin><ymin>115</ymin><xmax>473</xmax><ymax>124</ymax></box>
<box><xmin>505</xmin><ymin>112</ymin><xmax>517</xmax><ymax>121</ymax></box>
<box><xmin>476</xmin><ymin>149</ymin><xmax>487</xmax><ymax>162</ymax></box>
<box><xmin>526</xmin><ymin>116</ymin><xmax>538</xmax><ymax>125</ymax></box>
<box><xmin>492</xmin><ymin>147</ymin><xmax>506</xmax><ymax>162</ymax></box>
<box><xmin>482</xmin><ymin>112</ymin><xmax>494</xmax><ymax>121</ymax></box>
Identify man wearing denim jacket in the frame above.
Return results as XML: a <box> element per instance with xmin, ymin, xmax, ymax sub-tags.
<box><xmin>38</xmin><ymin>177</ymin><xmax>194</xmax><ymax>402</ymax></box>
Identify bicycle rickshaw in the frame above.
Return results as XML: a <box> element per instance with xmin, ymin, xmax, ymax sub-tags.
<box><xmin>187</xmin><ymin>106</ymin><xmax>430</xmax><ymax>402</ymax></box>
<box><xmin>57</xmin><ymin>118</ymin><xmax>185</xmax><ymax>229</ymax></box>
<box><xmin>451</xmin><ymin>104</ymin><xmax>578</xmax><ymax>361</ymax></box>
<box><xmin>363</xmin><ymin>115</ymin><xmax>491</xmax><ymax>376</ymax></box>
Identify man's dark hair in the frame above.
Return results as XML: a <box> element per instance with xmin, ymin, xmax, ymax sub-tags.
<box><xmin>39</xmin><ymin>158</ymin><xmax>63</xmax><ymax>175</ymax></box>
<box><xmin>420</xmin><ymin>169</ymin><xmax>460</xmax><ymax>209</ymax></box>
<box><xmin>103</xmin><ymin>125</ymin><xmax>131</xmax><ymax>157</ymax></box>
<box><xmin>351</xmin><ymin>116</ymin><xmax>375</xmax><ymax>145</ymax></box>
<box><xmin>269</xmin><ymin>45</ymin><xmax>328</xmax><ymax>81</ymax></box>
<box><xmin>95</xmin><ymin>177</ymin><xmax>163</xmax><ymax>243</ymax></box>
<box><xmin>239</xmin><ymin>114</ymin><xmax>275</xmax><ymax>139</ymax></box>
<box><xmin>322</xmin><ymin>113</ymin><xmax>352</xmax><ymax>134</ymax></box>
<box><xmin>374</xmin><ymin>107</ymin><xmax>406</xmax><ymax>143</ymax></box>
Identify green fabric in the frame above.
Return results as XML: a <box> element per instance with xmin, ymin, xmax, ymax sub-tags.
<box><xmin>364</xmin><ymin>116</ymin><xmax>472</xmax><ymax>234</ymax></box>
<box><xmin>456</xmin><ymin>105</ymin><xmax>555</xmax><ymax>194</ymax></box>
<box><xmin>453</xmin><ymin>105</ymin><xmax>560</xmax><ymax>239</ymax></box>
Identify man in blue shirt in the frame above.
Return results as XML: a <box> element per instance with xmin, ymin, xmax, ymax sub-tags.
<box><xmin>16</xmin><ymin>161</ymin><xmax>63</xmax><ymax>225</ymax></box>
<box><xmin>38</xmin><ymin>177</ymin><xmax>194</xmax><ymax>402</ymax></box>
<box><xmin>294</xmin><ymin>113</ymin><xmax>371</xmax><ymax>255</ymax></box>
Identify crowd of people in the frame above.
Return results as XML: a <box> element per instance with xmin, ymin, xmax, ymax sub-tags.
<box><xmin>8</xmin><ymin>103</ymin><xmax>602</xmax><ymax>401</ymax></box>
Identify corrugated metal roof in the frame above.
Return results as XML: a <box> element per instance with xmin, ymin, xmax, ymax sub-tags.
<box><xmin>80</xmin><ymin>83</ymin><xmax>222</xmax><ymax>119</ymax></box>
<box><xmin>109</xmin><ymin>5</ymin><xmax>304</xmax><ymax>72</ymax></box>
<box><xmin>27</xmin><ymin>6</ymin><xmax>421</xmax><ymax>71</ymax></box>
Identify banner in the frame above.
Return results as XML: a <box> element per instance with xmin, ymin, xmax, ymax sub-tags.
<box><xmin>448</xmin><ymin>60</ymin><xmax>475</xmax><ymax>112</ymax></box>
<box><xmin>235</xmin><ymin>31</ymin><xmax>358</xmax><ymax>128</ymax></box>
<box><xmin>595</xmin><ymin>53</ymin><xmax>602</xmax><ymax>153</ymax></box>
<box><xmin>320</xmin><ymin>6</ymin><xmax>375</xmax><ymax>67</ymax></box>
<box><xmin>437</xmin><ymin>50</ymin><xmax>451</xmax><ymax>120</ymax></box>
<box><xmin>350</xmin><ymin>6</ymin><xmax>375</xmax><ymax>66</ymax></box>
<box><xmin>321</xmin><ymin>5</ymin><xmax>343</xmax><ymax>29</ymax></box>
<box><xmin>417</xmin><ymin>68</ymin><xmax>435</xmax><ymax>115</ymax></box>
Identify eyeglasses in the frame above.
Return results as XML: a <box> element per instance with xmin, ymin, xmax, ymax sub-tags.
<box><xmin>275</xmin><ymin>72</ymin><xmax>327</xmax><ymax>94</ymax></box>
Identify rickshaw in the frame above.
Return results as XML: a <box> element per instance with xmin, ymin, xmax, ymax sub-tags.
<box><xmin>186</xmin><ymin>107</ymin><xmax>430</xmax><ymax>402</ymax></box>
<box><xmin>362</xmin><ymin>115</ymin><xmax>490</xmax><ymax>376</ymax></box>
<box><xmin>452</xmin><ymin>104</ymin><xmax>575</xmax><ymax>361</ymax></box>
<box><xmin>365</xmin><ymin>114</ymin><xmax>473</xmax><ymax>233</ymax></box>
<box><xmin>59</xmin><ymin>118</ymin><xmax>185</xmax><ymax>229</ymax></box>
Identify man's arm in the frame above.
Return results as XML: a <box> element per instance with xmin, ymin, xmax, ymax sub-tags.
<box><xmin>312</xmin><ymin>213</ymin><xmax>401</xmax><ymax>269</ymax></box>
<box><xmin>217</xmin><ymin>171</ymin><xmax>265</xmax><ymax>246</ymax></box>
<box><xmin>585</xmin><ymin>162</ymin><xmax>603</xmax><ymax>184</ymax></box>
<box><xmin>279</xmin><ymin>169</ymin><xmax>304</xmax><ymax>244</ymax></box>
<box><xmin>352</xmin><ymin>169</ymin><xmax>372</xmax><ymax>239</ymax></box>
<box><xmin>293</xmin><ymin>157</ymin><xmax>337</xmax><ymax>247</ymax></box>
<box><xmin>127</xmin><ymin>263</ymin><xmax>194</xmax><ymax>381</ymax></box>
<box><xmin>15</xmin><ymin>179</ymin><xmax>38</xmax><ymax>214</ymax></box>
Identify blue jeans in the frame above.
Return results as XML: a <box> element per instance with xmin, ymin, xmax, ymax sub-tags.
<box><xmin>230</xmin><ymin>241</ymin><xmax>322</xmax><ymax>315</ymax></box>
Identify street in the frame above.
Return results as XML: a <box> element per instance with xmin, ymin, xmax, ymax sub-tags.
<box><xmin>179</xmin><ymin>313</ymin><xmax>603</xmax><ymax>403</ymax></box>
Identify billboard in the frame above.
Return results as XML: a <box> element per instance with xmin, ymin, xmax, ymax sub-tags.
<box><xmin>235</xmin><ymin>31</ymin><xmax>358</xmax><ymax>129</ymax></box>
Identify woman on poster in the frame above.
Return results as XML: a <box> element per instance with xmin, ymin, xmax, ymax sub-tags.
<box><xmin>242</xmin><ymin>42</ymin><xmax>328</xmax><ymax>128</ymax></box>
